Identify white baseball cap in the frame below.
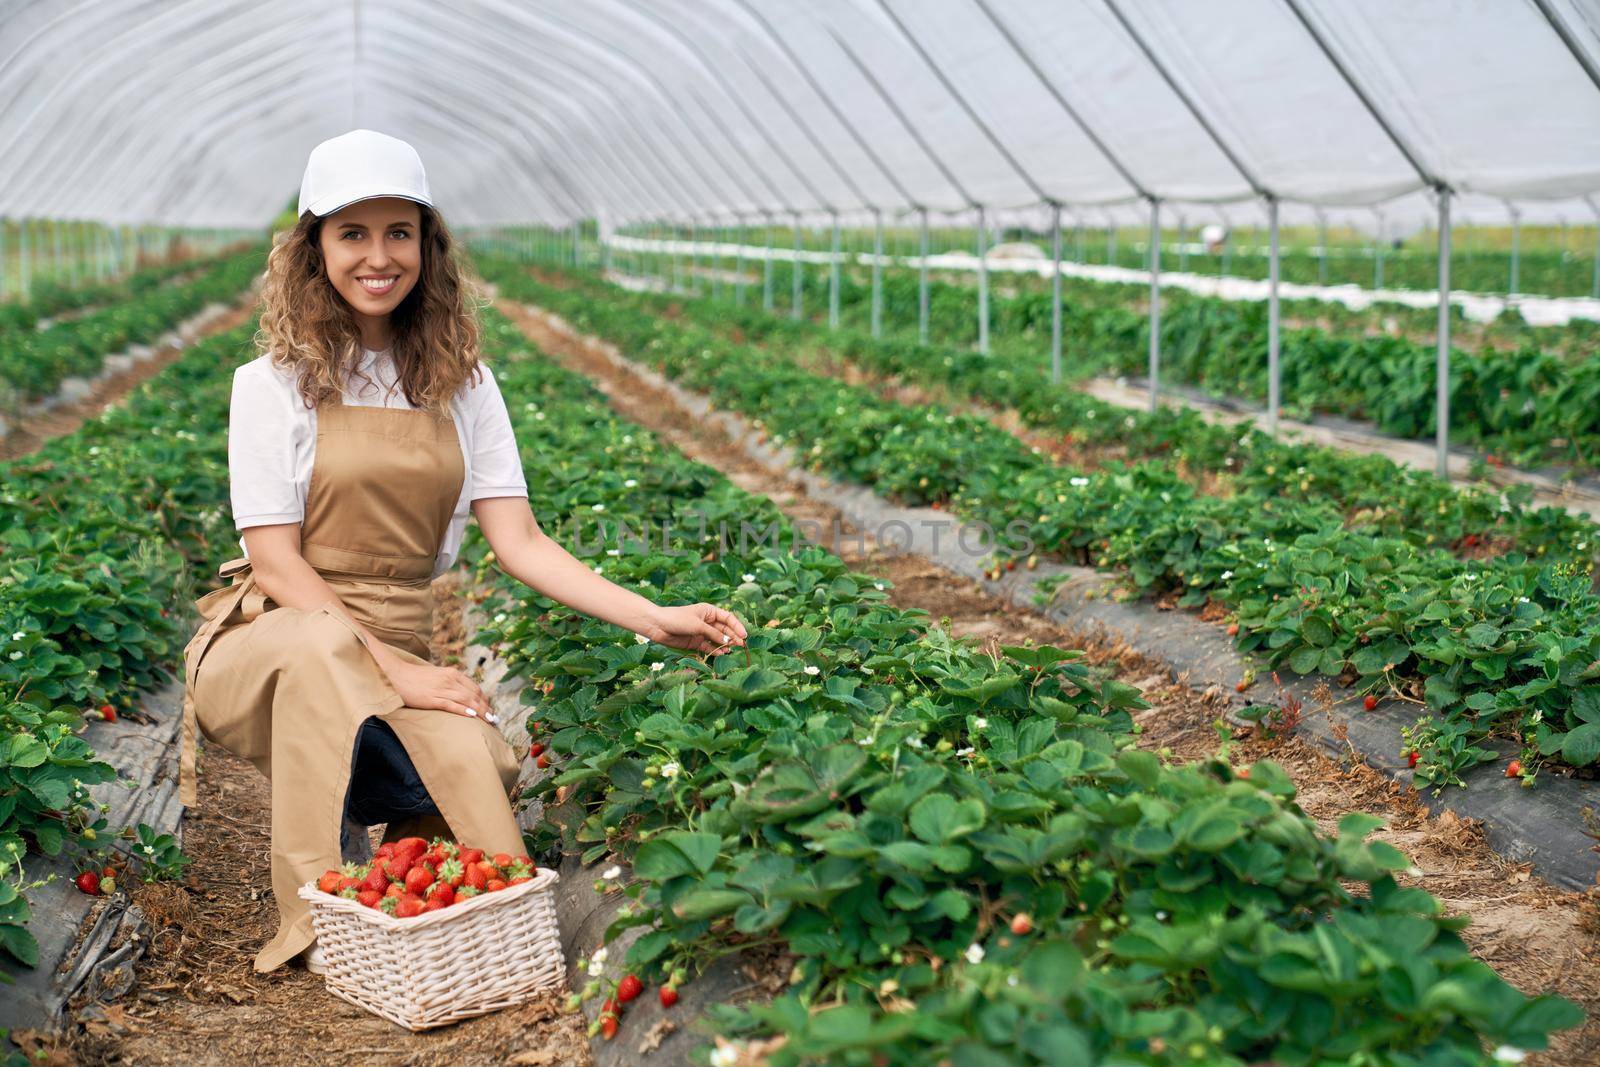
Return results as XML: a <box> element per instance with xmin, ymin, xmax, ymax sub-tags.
<box><xmin>297</xmin><ymin>129</ymin><xmax>434</xmax><ymax>218</ymax></box>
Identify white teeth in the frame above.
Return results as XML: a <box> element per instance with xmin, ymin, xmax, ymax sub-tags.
<box><xmin>359</xmin><ymin>276</ymin><xmax>397</xmax><ymax>292</ymax></box>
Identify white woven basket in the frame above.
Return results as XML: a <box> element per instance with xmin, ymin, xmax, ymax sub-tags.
<box><xmin>297</xmin><ymin>866</ymin><xmax>565</xmax><ymax>1031</ymax></box>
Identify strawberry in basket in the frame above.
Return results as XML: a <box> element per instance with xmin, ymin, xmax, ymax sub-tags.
<box><xmin>314</xmin><ymin>837</ymin><xmax>539</xmax><ymax>917</ymax></box>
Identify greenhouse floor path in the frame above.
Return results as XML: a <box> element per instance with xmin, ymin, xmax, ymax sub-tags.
<box><xmin>41</xmin><ymin>573</ymin><xmax>591</xmax><ymax>1067</ymax></box>
<box><xmin>498</xmin><ymin>292</ymin><xmax>1600</xmax><ymax>1067</ymax></box>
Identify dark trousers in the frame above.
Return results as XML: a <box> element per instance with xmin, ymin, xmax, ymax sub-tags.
<box><xmin>339</xmin><ymin>717</ymin><xmax>440</xmax><ymax>859</ymax></box>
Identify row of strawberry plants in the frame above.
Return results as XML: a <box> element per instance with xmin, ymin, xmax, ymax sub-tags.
<box><xmin>537</xmin><ymin>261</ymin><xmax>1595</xmax><ymax>568</ymax></box>
<box><xmin>0</xmin><ymin>247</ymin><xmax>263</xmax><ymax>407</ymax></box>
<box><xmin>482</xmin><ymin>259</ymin><xmax>1600</xmax><ymax>788</ymax></box>
<box><xmin>0</xmin><ymin>252</ymin><xmax>225</xmax><ymax>335</ymax></box>
<box><xmin>759</xmin><ymin>258</ymin><xmax>1598</xmax><ymax>469</ymax></box>
<box><xmin>0</xmin><ymin>302</ymin><xmax>259</xmax><ymax>969</ymax></box>
<box><xmin>460</xmin><ymin>306</ymin><xmax>1580</xmax><ymax>1064</ymax></box>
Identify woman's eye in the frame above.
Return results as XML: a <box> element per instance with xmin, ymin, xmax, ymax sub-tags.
<box><xmin>342</xmin><ymin>231</ymin><xmax>362</xmax><ymax>240</ymax></box>
<box><xmin>390</xmin><ymin>230</ymin><xmax>410</xmax><ymax>239</ymax></box>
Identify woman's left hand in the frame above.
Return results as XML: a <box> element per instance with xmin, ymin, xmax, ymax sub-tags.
<box><xmin>646</xmin><ymin>603</ymin><xmax>749</xmax><ymax>654</ymax></box>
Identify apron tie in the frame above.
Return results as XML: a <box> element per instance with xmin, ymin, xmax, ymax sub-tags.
<box><xmin>180</xmin><ymin>558</ymin><xmax>259</xmax><ymax>806</ymax></box>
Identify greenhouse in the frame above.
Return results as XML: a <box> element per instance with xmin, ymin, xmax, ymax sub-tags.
<box><xmin>2</xmin><ymin>1</ymin><xmax>1599</xmax><ymax>1064</ymax></box>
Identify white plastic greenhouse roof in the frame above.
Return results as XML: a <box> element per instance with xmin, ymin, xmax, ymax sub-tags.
<box><xmin>1</xmin><ymin>0</ymin><xmax>1598</xmax><ymax>228</ymax></box>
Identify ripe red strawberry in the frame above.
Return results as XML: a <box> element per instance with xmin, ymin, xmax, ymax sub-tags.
<box><xmin>529</xmin><ymin>742</ymin><xmax>547</xmax><ymax>758</ymax></box>
<box><xmin>362</xmin><ymin>864</ymin><xmax>390</xmax><ymax>895</ymax></box>
<box><xmin>600</xmin><ymin>1015</ymin><xmax>618</xmax><ymax>1040</ymax></box>
<box><xmin>426</xmin><ymin>882</ymin><xmax>456</xmax><ymax>906</ymax></box>
<box><xmin>457</xmin><ymin>886</ymin><xmax>481</xmax><ymax>900</ymax></box>
<box><xmin>458</xmin><ymin>848</ymin><xmax>484</xmax><ymax>867</ymax></box>
<box><xmin>492</xmin><ymin>853</ymin><xmax>514</xmax><ymax>869</ymax></box>
<box><xmin>375</xmin><ymin>842</ymin><xmax>397</xmax><ymax>860</ymax></box>
<box><xmin>1235</xmin><ymin>680</ymin><xmax>1248</xmax><ymax>693</ymax></box>
<box><xmin>357</xmin><ymin>888</ymin><xmax>383</xmax><ymax>909</ymax></box>
<box><xmin>317</xmin><ymin>870</ymin><xmax>345</xmax><ymax>894</ymax></box>
<box><xmin>336</xmin><ymin>877</ymin><xmax>361</xmax><ymax>896</ymax></box>
<box><xmin>617</xmin><ymin>975</ymin><xmax>644</xmax><ymax>1003</ymax></box>
<box><xmin>75</xmin><ymin>871</ymin><xmax>101</xmax><ymax>895</ymax></box>
<box><xmin>1407</xmin><ymin>751</ymin><xmax>1420</xmax><ymax>768</ymax></box>
<box><xmin>395</xmin><ymin>894</ymin><xmax>425</xmax><ymax>918</ymax></box>
<box><xmin>1009</xmin><ymin>914</ymin><xmax>1033</xmax><ymax>936</ymax></box>
<box><xmin>437</xmin><ymin>858</ymin><xmax>465</xmax><ymax>888</ymax></box>
<box><xmin>1506</xmin><ymin>759</ymin><xmax>1522</xmax><ymax>778</ymax></box>
<box><xmin>385</xmin><ymin>882</ymin><xmax>405</xmax><ymax>899</ymax></box>
<box><xmin>378</xmin><ymin>896</ymin><xmax>399</xmax><ymax>916</ymax></box>
<box><xmin>486</xmin><ymin>878</ymin><xmax>508</xmax><ymax>893</ymax></box>
<box><xmin>99</xmin><ymin>704</ymin><xmax>117</xmax><ymax>723</ymax></box>
<box><xmin>383</xmin><ymin>856</ymin><xmax>412</xmax><ymax>883</ymax></box>
<box><xmin>404</xmin><ymin>864</ymin><xmax>436</xmax><ymax>896</ymax></box>
<box><xmin>509</xmin><ymin>875</ymin><xmax>532</xmax><ymax>885</ymax></box>
<box><xmin>659</xmin><ymin>986</ymin><xmax>679</xmax><ymax>1009</ymax></box>
<box><xmin>423</xmin><ymin>897</ymin><xmax>450</xmax><ymax>912</ymax></box>
<box><xmin>536</xmin><ymin>752</ymin><xmax>551</xmax><ymax>769</ymax></box>
<box><xmin>464</xmin><ymin>863</ymin><xmax>489</xmax><ymax>892</ymax></box>
<box><xmin>601</xmin><ymin>997</ymin><xmax>619</xmax><ymax>1018</ymax></box>
<box><xmin>1363</xmin><ymin>695</ymin><xmax>1378</xmax><ymax>711</ymax></box>
<box><xmin>1225</xmin><ymin>623</ymin><xmax>1239</xmax><ymax>637</ymax></box>
<box><xmin>1236</xmin><ymin>767</ymin><xmax>1251</xmax><ymax>779</ymax></box>
<box><xmin>394</xmin><ymin>837</ymin><xmax>428</xmax><ymax>864</ymax></box>
<box><xmin>505</xmin><ymin>856</ymin><xmax>533</xmax><ymax>879</ymax></box>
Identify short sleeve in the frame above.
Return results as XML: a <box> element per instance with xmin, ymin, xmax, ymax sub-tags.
<box><xmin>466</xmin><ymin>363</ymin><xmax>527</xmax><ymax>501</ymax></box>
<box><xmin>229</xmin><ymin>359</ymin><xmax>308</xmax><ymax>529</ymax></box>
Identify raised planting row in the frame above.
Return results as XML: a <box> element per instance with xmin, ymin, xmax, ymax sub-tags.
<box><xmin>756</xmin><ymin>257</ymin><xmax>1600</xmax><ymax>471</ymax></box>
<box><xmin>0</xmin><ymin>247</ymin><xmax>264</xmax><ymax>407</ymax></box>
<box><xmin>479</xmin><ymin>258</ymin><xmax>1600</xmax><ymax>789</ymax></box>
<box><xmin>540</xmin><ymin>262</ymin><xmax>1597</xmax><ymax>569</ymax></box>
<box><xmin>0</xmin><ymin>315</ymin><xmax>257</xmax><ymax>970</ymax></box>
<box><xmin>0</xmin><ymin>253</ymin><xmax>219</xmax><ymax>335</ymax></box>
<box><xmin>456</xmin><ymin>306</ymin><xmax>1582</xmax><ymax>1064</ymax></box>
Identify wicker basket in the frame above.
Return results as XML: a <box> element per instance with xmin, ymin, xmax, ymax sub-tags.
<box><xmin>297</xmin><ymin>867</ymin><xmax>565</xmax><ymax>1031</ymax></box>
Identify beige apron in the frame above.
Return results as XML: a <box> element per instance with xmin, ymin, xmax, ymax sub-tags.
<box><xmin>179</xmin><ymin>388</ymin><xmax>525</xmax><ymax>972</ymax></box>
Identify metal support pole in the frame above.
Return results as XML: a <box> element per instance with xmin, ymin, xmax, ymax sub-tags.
<box><xmin>1373</xmin><ymin>212</ymin><xmax>1386</xmax><ymax>290</ymax></box>
<box><xmin>977</xmin><ymin>205</ymin><xmax>990</xmax><ymax>353</ymax></box>
<box><xmin>1176</xmin><ymin>214</ymin><xmax>1188</xmax><ymax>273</ymax></box>
<box><xmin>1509</xmin><ymin>205</ymin><xmax>1521</xmax><ymax>296</ymax></box>
<box><xmin>19</xmin><ymin>217</ymin><xmax>30</xmax><ymax>301</ymax></box>
<box><xmin>673</xmin><ymin>223</ymin><xmax>685</xmax><ymax>293</ymax></box>
<box><xmin>1105</xmin><ymin>222</ymin><xmax>1115</xmax><ymax>266</ymax></box>
<box><xmin>918</xmin><ymin>208</ymin><xmax>930</xmax><ymax>344</ymax></box>
<box><xmin>791</xmin><ymin>216</ymin><xmax>803</xmax><ymax>320</ymax></box>
<box><xmin>712</xmin><ymin>221</ymin><xmax>723</xmax><ymax>302</ymax></box>
<box><xmin>1436</xmin><ymin>190</ymin><xmax>1452</xmax><ymax>479</ymax></box>
<box><xmin>572</xmin><ymin>220</ymin><xmax>580</xmax><ymax>269</ymax></box>
<box><xmin>735</xmin><ymin>220</ymin><xmax>747</xmax><ymax>306</ymax></box>
<box><xmin>828</xmin><ymin>212</ymin><xmax>841</xmax><ymax>329</ymax></box>
<box><xmin>0</xmin><ymin>218</ymin><xmax>6</xmax><ymax>301</ymax></box>
<box><xmin>1050</xmin><ymin>203</ymin><xmax>1063</xmax><ymax>384</ymax></box>
<box><xmin>1074</xmin><ymin>220</ymin><xmax>1084</xmax><ymax>263</ymax></box>
<box><xmin>871</xmin><ymin>209</ymin><xmax>884</xmax><ymax>338</ymax></box>
<box><xmin>1267</xmin><ymin>197</ymin><xmax>1282</xmax><ymax>436</ymax></box>
<box><xmin>1147</xmin><ymin>199</ymin><xmax>1161</xmax><ymax>412</ymax></box>
<box><xmin>763</xmin><ymin>215</ymin><xmax>775</xmax><ymax>311</ymax></box>
<box><xmin>1317</xmin><ymin>210</ymin><xmax>1329</xmax><ymax>287</ymax></box>
<box><xmin>1592</xmin><ymin>215</ymin><xmax>1600</xmax><ymax>300</ymax></box>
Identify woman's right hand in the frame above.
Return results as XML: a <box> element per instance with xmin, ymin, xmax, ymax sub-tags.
<box><xmin>383</xmin><ymin>659</ymin><xmax>497</xmax><ymax>723</ymax></box>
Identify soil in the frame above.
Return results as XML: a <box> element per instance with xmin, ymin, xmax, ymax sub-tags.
<box><xmin>50</xmin><ymin>572</ymin><xmax>591</xmax><ymax>1067</ymax></box>
<box><xmin>498</xmin><ymin>294</ymin><xmax>1600</xmax><ymax>1066</ymax></box>
<box><xmin>0</xmin><ymin>293</ymin><xmax>260</xmax><ymax>462</ymax></box>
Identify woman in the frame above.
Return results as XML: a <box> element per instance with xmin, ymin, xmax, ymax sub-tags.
<box><xmin>179</xmin><ymin>130</ymin><xmax>748</xmax><ymax>974</ymax></box>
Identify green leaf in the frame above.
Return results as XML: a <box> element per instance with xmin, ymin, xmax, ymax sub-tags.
<box><xmin>1562</xmin><ymin>722</ymin><xmax>1600</xmax><ymax>766</ymax></box>
<box><xmin>908</xmin><ymin>794</ymin><xmax>986</xmax><ymax>845</ymax></box>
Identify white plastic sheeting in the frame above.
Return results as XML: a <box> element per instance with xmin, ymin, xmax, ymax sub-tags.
<box><xmin>0</xmin><ymin>0</ymin><xmax>1597</xmax><ymax>227</ymax></box>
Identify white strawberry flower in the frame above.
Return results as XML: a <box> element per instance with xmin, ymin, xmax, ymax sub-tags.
<box><xmin>1492</xmin><ymin>1048</ymin><xmax>1527</xmax><ymax>1064</ymax></box>
<box><xmin>964</xmin><ymin>943</ymin><xmax>985</xmax><ymax>964</ymax></box>
<box><xmin>650</xmin><ymin>662</ymin><xmax>665</xmax><ymax>672</ymax></box>
<box><xmin>601</xmin><ymin>865</ymin><xmax>622</xmax><ymax>880</ymax></box>
<box><xmin>743</xmin><ymin>573</ymin><xmax>756</xmax><ymax>582</ymax></box>
<box><xmin>660</xmin><ymin>761</ymin><xmax>680</xmax><ymax>779</ymax></box>
<box><xmin>11</xmin><ymin>632</ymin><xmax>22</xmax><ymax>642</ymax></box>
<box><xmin>8</xmin><ymin>651</ymin><xmax>21</xmax><ymax>661</ymax></box>
<box><xmin>803</xmin><ymin>665</ymin><xmax>820</xmax><ymax>676</ymax></box>
<box><xmin>534</xmin><ymin>412</ymin><xmax>546</xmax><ymax>421</ymax></box>
<box><xmin>607</xmin><ymin>549</ymin><xmax>621</xmax><ymax>557</ymax></box>
<box><xmin>956</xmin><ymin>747</ymin><xmax>975</xmax><ymax>757</ymax></box>
<box><xmin>591</xmin><ymin>503</ymin><xmax>605</xmax><ymax>512</ymax></box>
<box><xmin>493</xmin><ymin>612</ymin><xmax>507</xmax><ymax>623</ymax></box>
<box><xmin>873</xmin><ymin>583</ymin><xmax>885</xmax><ymax>591</ymax></box>
<box><xmin>1070</xmin><ymin>476</ymin><xmax>1090</xmax><ymax>487</ymax></box>
<box><xmin>635</xmin><ymin>633</ymin><xmax>649</xmax><ymax>645</ymax></box>
<box><xmin>710</xmin><ymin>1047</ymin><xmax>740</xmax><ymax>1067</ymax></box>
<box><xmin>1219</xmin><ymin>571</ymin><xmax>1234</xmax><ymax>581</ymax></box>
<box><xmin>624</xmin><ymin>479</ymin><xmax>637</xmax><ymax>488</ymax></box>
<box><xmin>973</xmin><ymin>717</ymin><xmax>988</xmax><ymax>730</ymax></box>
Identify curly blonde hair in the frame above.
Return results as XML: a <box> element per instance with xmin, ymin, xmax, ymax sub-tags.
<box><xmin>254</xmin><ymin>205</ymin><xmax>484</xmax><ymax>415</ymax></box>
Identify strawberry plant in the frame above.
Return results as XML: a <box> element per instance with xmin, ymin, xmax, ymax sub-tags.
<box><xmin>458</xmin><ymin>307</ymin><xmax>1581</xmax><ymax>1063</ymax></box>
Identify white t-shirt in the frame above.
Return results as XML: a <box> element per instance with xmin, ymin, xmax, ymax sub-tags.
<box><xmin>228</xmin><ymin>347</ymin><xmax>527</xmax><ymax>578</ymax></box>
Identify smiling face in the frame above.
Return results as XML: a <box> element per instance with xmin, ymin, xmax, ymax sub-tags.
<box><xmin>317</xmin><ymin>196</ymin><xmax>424</xmax><ymax>347</ymax></box>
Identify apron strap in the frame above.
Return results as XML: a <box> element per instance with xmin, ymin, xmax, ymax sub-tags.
<box><xmin>179</xmin><ymin>560</ymin><xmax>258</xmax><ymax>806</ymax></box>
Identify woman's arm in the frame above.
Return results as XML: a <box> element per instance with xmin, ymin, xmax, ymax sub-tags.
<box><xmin>242</xmin><ymin>523</ymin><xmax>493</xmax><ymax>718</ymax></box>
<box><xmin>472</xmin><ymin>496</ymin><xmax>748</xmax><ymax>654</ymax></box>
